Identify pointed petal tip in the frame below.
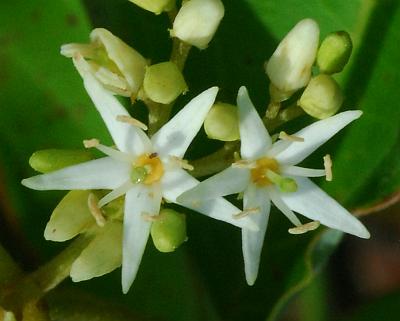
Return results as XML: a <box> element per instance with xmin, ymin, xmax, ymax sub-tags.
<box><xmin>21</xmin><ymin>177</ymin><xmax>40</xmax><ymax>190</ymax></box>
<box><xmin>355</xmin><ymin>225</ymin><xmax>370</xmax><ymax>239</ymax></box>
<box><xmin>238</xmin><ymin>86</ymin><xmax>248</xmax><ymax>97</ymax></box>
<box><xmin>246</xmin><ymin>276</ymin><xmax>256</xmax><ymax>286</ymax></box>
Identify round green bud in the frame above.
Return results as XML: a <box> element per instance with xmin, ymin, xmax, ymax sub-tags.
<box><xmin>204</xmin><ymin>103</ymin><xmax>240</xmax><ymax>141</ymax></box>
<box><xmin>298</xmin><ymin>74</ymin><xmax>344</xmax><ymax>119</ymax></box>
<box><xmin>29</xmin><ymin>149</ymin><xmax>93</xmax><ymax>173</ymax></box>
<box><xmin>150</xmin><ymin>209</ymin><xmax>187</xmax><ymax>253</ymax></box>
<box><xmin>128</xmin><ymin>0</ymin><xmax>175</xmax><ymax>15</ymax></box>
<box><xmin>317</xmin><ymin>31</ymin><xmax>353</xmax><ymax>74</ymax></box>
<box><xmin>279</xmin><ymin>178</ymin><xmax>298</xmax><ymax>193</ymax></box>
<box><xmin>143</xmin><ymin>62</ymin><xmax>188</xmax><ymax>104</ymax></box>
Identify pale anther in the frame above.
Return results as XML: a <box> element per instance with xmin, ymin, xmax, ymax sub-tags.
<box><xmin>233</xmin><ymin>207</ymin><xmax>260</xmax><ymax>219</ymax></box>
<box><xmin>141</xmin><ymin>212</ymin><xmax>161</xmax><ymax>222</ymax></box>
<box><xmin>232</xmin><ymin>160</ymin><xmax>256</xmax><ymax>169</ymax></box>
<box><xmin>83</xmin><ymin>138</ymin><xmax>100</xmax><ymax>148</ymax></box>
<box><xmin>116</xmin><ymin>115</ymin><xmax>148</xmax><ymax>131</ymax></box>
<box><xmin>170</xmin><ymin>156</ymin><xmax>194</xmax><ymax>171</ymax></box>
<box><xmin>323</xmin><ymin>154</ymin><xmax>333</xmax><ymax>181</ymax></box>
<box><xmin>279</xmin><ymin>131</ymin><xmax>304</xmax><ymax>142</ymax></box>
<box><xmin>288</xmin><ymin>221</ymin><xmax>320</xmax><ymax>235</ymax></box>
<box><xmin>88</xmin><ymin>193</ymin><xmax>106</xmax><ymax>227</ymax></box>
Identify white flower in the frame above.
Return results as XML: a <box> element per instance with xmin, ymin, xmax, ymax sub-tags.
<box><xmin>22</xmin><ymin>57</ymin><xmax>256</xmax><ymax>293</ymax></box>
<box><xmin>178</xmin><ymin>86</ymin><xmax>370</xmax><ymax>285</ymax></box>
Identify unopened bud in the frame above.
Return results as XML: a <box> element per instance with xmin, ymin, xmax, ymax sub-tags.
<box><xmin>61</xmin><ymin>28</ymin><xmax>147</xmax><ymax>98</ymax></box>
<box><xmin>151</xmin><ymin>209</ymin><xmax>187</xmax><ymax>253</ymax></box>
<box><xmin>143</xmin><ymin>62</ymin><xmax>187</xmax><ymax>104</ymax></box>
<box><xmin>171</xmin><ymin>0</ymin><xmax>224</xmax><ymax>49</ymax></box>
<box><xmin>71</xmin><ymin>221</ymin><xmax>122</xmax><ymax>282</ymax></box>
<box><xmin>44</xmin><ymin>190</ymin><xmax>95</xmax><ymax>242</ymax></box>
<box><xmin>128</xmin><ymin>0</ymin><xmax>175</xmax><ymax>14</ymax></box>
<box><xmin>29</xmin><ymin>149</ymin><xmax>92</xmax><ymax>173</ymax></box>
<box><xmin>317</xmin><ymin>31</ymin><xmax>352</xmax><ymax>74</ymax></box>
<box><xmin>298</xmin><ymin>74</ymin><xmax>344</xmax><ymax>119</ymax></box>
<box><xmin>266</xmin><ymin>19</ymin><xmax>320</xmax><ymax>98</ymax></box>
<box><xmin>204</xmin><ymin>103</ymin><xmax>240</xmax><ymax>141</ymax></box>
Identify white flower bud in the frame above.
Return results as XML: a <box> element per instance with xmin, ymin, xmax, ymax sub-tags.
<box><xmin>266</xmin><ymin>19</ymin><xmax>320</xmax><ymax>98</ymax></box>
<box><xmin>171</xmin><ymin>0</ymin><xmax>224</xmax><ymax>49</ymax></box>
<box><xmin>128</xmin><ymin>0</ymin><xmax>175</xmax><ymax>15</ymax></box>
<box><xmin>61</xmin><ymin>28</ymin><xmax>147</xmax><ymax>98</ymax></box>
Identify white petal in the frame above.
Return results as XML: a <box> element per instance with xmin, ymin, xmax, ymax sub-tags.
<box><xmin>268</xmin><ymin>186</ymin><xmax>302</xmax><ymax>226</ymax></box>
<box><xmin>21</xmin><ymin>157</ymin><xmax>129</xmax><ymax>191</ymax></box>
<box><xmin>73</xmin><ymin>56</ymin><xmax>151</xmax><ymax>156</ymax></box>
<box><xmin>177</xmin><ymin>166</ymin><xmax>250</xmax><ymax>203</ymax></box>
<box><xmin>275</xmin><ymin>110</ymin><xmax>362</xmax><ymax>165</ymax></box>
<box><xmin>242</xmin><ymin>184</ymin><xmax>270</xmax><ymax>285</ymax></box>
<box><xmin>162</xmin><ymin>168</ymin><xmax>258</xmax><ymax>231</ymax></box>
<box><xmin>151</xmin><ymin>87</ymin><xmax>218</xmax><ymax>158</ymax></box>
<box><xmin>280</xmin><ymin>177</ymin><xmax>370</xmax><ymax>238</ymax></box>
<box><xmin>281</xmin><ymin>166</ymin><xmax>326</xmax><ymax>177</ymax></box>
<box><xmin>122</xmin><ymin>184</ymin><xmax>162</xmax><ymax>293</ymax></box>
<box><xmin>237</xmin><ymin>86</ymin><xmax>272</xmax><ymax>159</ymax></box>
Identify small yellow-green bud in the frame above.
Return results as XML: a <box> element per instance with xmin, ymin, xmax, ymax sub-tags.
<box><xmin>171</xmin><ymin>0</ymin><xmax>225</xmax><ymax>49</ymax></box>
<box><xmin>143</xmin><ymin>61</ymin><xmax>187</xmax><ymax>104</ymax></box>
<box><xmin>150</xmin><ymin>209</ymin><xmax>187</xmax><ymax>253</ymax></box>
<box><xmin>279</xmin><ymin>178</ymin><xmax>298</xmax><ymax>193</ymax></box>
<box><xmin>70</xmin><ymin>221</ymin><xmax>122</xmax><ymax>282</ymax></box>
<box><xmin>29</xmin><ymin>149</ymin><xmax>92</xmax><ymax>173</ymax></box>
<box><xmin>317</xmin><ymin>31</ymin><xmax>352</xmax><ymax>74</ymax></box>
<box><xmin>44</xmin><ymin>190</ymin><xmax>95</xmax><ymax>242</ymax></box>
<box><xmin>204</xmin><ymin>103</ymin><xmax>240</xmax><ymax>141</ymax></box>
<box><xmin>298</xmin><ymin>74</ymin><xmax>344</xmax><ymax>119</ymax></box>
<box><xmin>128</xmin><ymin>0</ymin><xmax>175</xmax><ymax>15</ymax></box>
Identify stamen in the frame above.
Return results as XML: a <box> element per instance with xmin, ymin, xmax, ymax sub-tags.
<box><xmin>279</xmin><ymin>131</ymin><xmax>304</xmax><ymax>142</ymax></box>
<box><xmin>98</xmin><ymin>180</ymin><xmax>133</xmax><ymax>208</ymax></box>
<box><xmin>233</xmin><ymin>207</ymin><xmax>260</xmax><ymax>219</ymax></box>
<box><xmin>141</xmin><ymin>212</ymin><xmax>161</xmax><ymax>222</ymax></box>
<box><xmin>323</xmin><ymin>154</ymin><xmax>333</xmax><ymax>181</ymax></box>
<box><xmin>83</xmin><ymin>138</ymin><xmax>100</xmax><ymax>148</ymax></box>
<box><xmin>88</xmin><ymin>193</ymin><xmax>106</xmax><ymax>227</ymax></box>
<box><xmin>116</xmin><ymin>115</ymin><xmax>148</xmax><ymax>131</ymax></box>
<box><xmin>281</xmin><ymin>166</ymin><xmax>326</xmax><ymax>177</ymax></box>
<box><xmin>232</xmin><ymin>160</ymin><xmax>256</xmax><ymax>169</ymax></box>
<box><xmin>83</xmin><ymin>138</ymin><xmax>132</xmax><ymax>162</ymax></box>
<box><xmin>170</xmin><ymin>156</ymin><xmax>194</xmax><ymax>171</ymax></box>
<box><xmin>268</xmin><ymin>187</ymin><xmax>302</xmax><ymax>226</ymax></box>
<box><xmin>288</xmin><ymin>221</ymin><xmax>320</xmax><ymax>235</ymax></box>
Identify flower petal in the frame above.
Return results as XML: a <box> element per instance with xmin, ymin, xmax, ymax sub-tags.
<box><xmin>151</xmin><ymin>87</ymin><xmax>219</xmax><ymax>158</ymax></box>
<box><xmin>275</xmin><ymin>110</ymin><xmax>362</xmax><ymax>165</ymax></box>
<box><xmin>122</xmin><ymin>183</ymin><xmax>162</xmax><ymax>293</ymax></box>
<box><xmin>242</xmin><ymin>184</ymin><xmax>270</xmax><ymax>285</ymax></box>
<box><xmin>162</xmin><ymin>168</ymin><xmax>258</xmax><ymax>231</ymax></box>
<box><xmin>21</xmin><ymin>157</ymin><xmax>129</xmax><ymax>191</ymax></box>
<box><xmin>280</xmin><ymin>177</ymin><xmax>370</xmax><ymax>238</ymax></box>
<box><xmin>73</xmin><ymin>55</ymin><xmax>151</xmax><ymax>156</ymax></box>
<box><xmin>177</xmin><ymin>166</ymin><xmax>250</xmax><ymax>203</ymax></box>
<box><xmin>237</xmin><ymin>86</ymin><xmax>272</xmax><ymax>159</ymax></box>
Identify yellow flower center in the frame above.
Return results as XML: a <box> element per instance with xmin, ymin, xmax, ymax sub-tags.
<box><xmin>250</xmin><ymin>157</ymin><xmax>280</xmax><ymax>187</ymax></box>
<box><xmin>131</xmin><ymin>153</ymin><xmax>164</xmax><ymax>185</ymax></box>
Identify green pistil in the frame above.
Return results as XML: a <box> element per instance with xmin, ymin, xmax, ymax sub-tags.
<box><xmin>130</xmin><ymin>166</ymin><xmax>149</xmax><ymax>184</ymax></box>
<box><xmin>266</xmin><ymin>170</ymin><xmax>298</xmax><ymax>193</ymax></box>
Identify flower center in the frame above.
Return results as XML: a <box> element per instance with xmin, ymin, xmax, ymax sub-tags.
<box><xmin>250</xmin><ymin>157</ymin><xmax>280</xmax><ymax>187</ymax></box>
<box><xmin>131</xmin><ymin>153</ymin><xmax>164</xmax><ymax>185</ymax></box>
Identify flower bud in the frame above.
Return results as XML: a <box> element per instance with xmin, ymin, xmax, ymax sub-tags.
<box><xmin>170</xmin><ymin>0</ymin><xmax>224</xmax><ymax>49</ymax></box>
<box><xmin>265</xmin><ymin>19</ymin><xmax>320</xmax><ymax>99</ymax></box>
<box><xmin>143</xmin><ymin>62</ymin><xmax>187</xmax><ymax>104</ymax></box>
<box><xmin>44</xmin><ymin>190</ymin><xmax>95</xmax><ymax>242</ymax></box>
<box><xmin>61</xmin><ymin>28</ymin><xmax>147</xmax><ymax>98</ymax></box>
<box><xmin>204</xmin><ymin>102</ymin><xmax>240</xmax><ymax>141</ymax></box>
<box><xmin>150</xmin><ymin>209</ymin><xmax>187</xmax><ymax>253</ymax></box>
<box><xmin>29</xmin><ymin>149</ymin><xmax>93</xmax><ymax>173</ymax></box>
<box><xmin>128</xmin><ymin>0</ymin><xmax>175</xmax><ymax>15</ymax></box>
<box><xmin>298</xmin><ymin>74</ymin><xmax>344</xmax><ymax>119</ymax></box>
<box><xmin>317</xmin><ymin>31</ymin><xmax>353</xmax><ymax>74</ymax></box>
<box><xmin>70</xmin><ymin>221</ymin><xmax>122</xmax><ymax>282</ymax></box>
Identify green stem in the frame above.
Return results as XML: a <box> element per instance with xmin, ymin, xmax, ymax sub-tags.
<box><xmin>264</xmin><ymin>104</ymin><xmax>304</xmax><ymax>132</ymax></box>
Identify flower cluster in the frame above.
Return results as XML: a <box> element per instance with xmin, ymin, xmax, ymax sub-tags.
<box><xmin>22</xmin><ymin>1</ymin><xmax>369</xmax><ymax>293</ymax></box>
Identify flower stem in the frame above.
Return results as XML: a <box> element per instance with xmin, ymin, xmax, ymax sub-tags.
<box><xmin>264</xmin><ymin>104</ymin><xmax>304</xmax><ymax>132</ymax></box>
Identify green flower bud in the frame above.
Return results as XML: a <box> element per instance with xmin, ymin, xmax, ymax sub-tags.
<box><xmin>128</xmin><ymin>0</ymin><xmax>175</xmax><ymax>15</ymax></box>
<box><xmin>29</xmin><ymin>149</ymin><xmax>92</xmax><ymax>173</ymax></box>
<box><xmin>70</xmin><ymin>221</ymin><xmax>122</xmax><ymax>282</ymax></box>
<box><xmin>151</xmin><ymin>209</ymin><xmax>187</xmax><ymax>253</ymax></box>
<box><xmin>317</xmin><ymin>31</ymin><xmax>353</xmax><ymax>74</ymax></box>
<box><xmin>0</xmin><ymin>309</ymin><xmax>16</xmax><ymax>321</ymax></box>
<box><xmin>61</xmin><ymin>28</ymin><xmax>147</xmax><ymax>98</ymax></box>
<box><xmin>298</xmin><ymin>74</ymin><xmax>344</xmax><ymax>119</ymax></box>
<box><xmin>143</xmin><ymin>62</ymin><xmax>187</xmax><ymax>104</ymax></box>
<box><xmin>204</xmin><ymin>103</ymin><xmax>240</xmax><ymax>141</ymax></box>
<box><xmin>44</xmin><ymin>190</ymin><xmax>95</xmax><ymax>242</ymax></box>
<box><xmin>171</xmin><ymin>0</ymin><xmax>225</xmax><ymax>49</ymax></box>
